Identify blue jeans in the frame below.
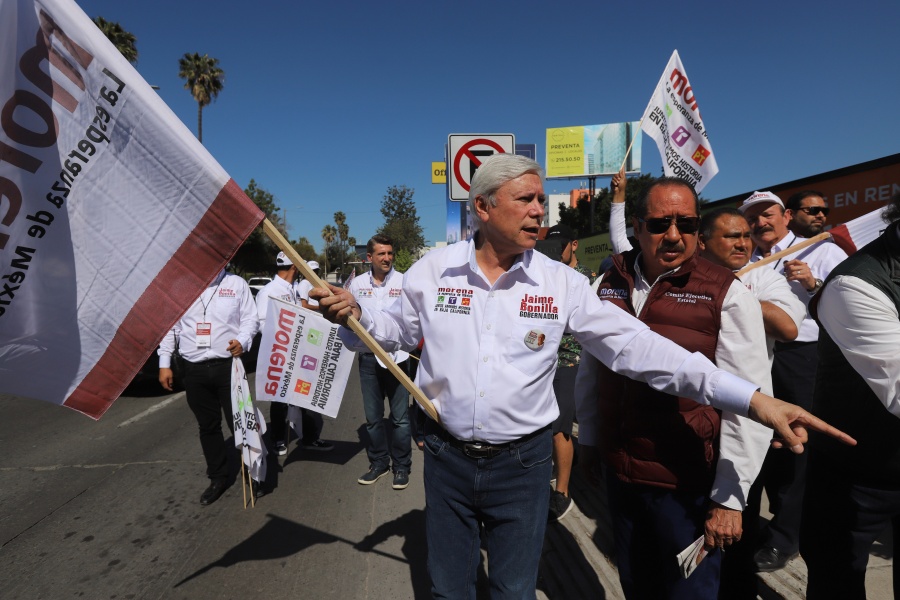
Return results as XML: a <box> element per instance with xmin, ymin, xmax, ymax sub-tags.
<box><xmin>606</xmin><ymin>471</ymin><xmax>722</xmax><ymax>599</ymax></box>
<box><xmin>423</xmin><ymin>424</ymin><xmax>552</xmax><ymax>599</ymax></box>
<box><xmin>358</xmin><ymin>353</ymin><xmax>411</xmax><ymax>472</ymax></box>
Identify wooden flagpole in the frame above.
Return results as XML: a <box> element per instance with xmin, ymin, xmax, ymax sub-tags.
<box><xmin>618</xmin><ymin>117</ymin><xmax>645</xmax><ymax>174</ymax></box>
<box><xmin>261</xmin><ymin>219</ymin><xmax>439</xmax><ymax>423</ymax></box>
<box><xmin>240</xmin><ymin>456</ymin><xmax>248</xmax><ymax>509</ymax></box>
<box><xmin>736</xmin><ymin>232</ymin><xmax>831</xmax><ymax>277</ymax></box>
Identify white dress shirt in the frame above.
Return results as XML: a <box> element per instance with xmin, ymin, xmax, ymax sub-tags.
<box><xmin>738</xmin><ymin>266</ymin><xmax>807</xmax><ymax>363</ymax></box>
<box><xmin>255</xmin><ymin>275</ymin><xmax>299</xmax><ymax>323</ymax></box>
<box><xmin>347</xmin><ymin>267</ymin><xmax>409</xmax><ymax>365</ymax></box>
<box><xmin>295</xmin><ymin>279</ymin><xmax>319</xmax><ymax>308</ymax></box>
<box><xmin>576</xmin><ymin>256</ymin><xmax>772</xmax><ymax>510</ymax></box>
<box><xmin>158</xmin><ymin>270</ymin><xmax>259</xmax><ymax>367</ymax></box>
<box><xmin>339</xmin><ymin>238</ymin><xmax>758</xmax><ymax>445</ymax></box>
<box><xmin>817</xmin><ymin>275</ymin><xmax>900</xmax><ymax>418</ymax></box>
<box><xmin>609</xmin><ymin>202</ymin><xmax>632</xmax><ymax>255</ymax></box>
<box><xmin>750</xmin><ymin>231</ymin><xmax>848</xmax><ymax>342</ymax></box>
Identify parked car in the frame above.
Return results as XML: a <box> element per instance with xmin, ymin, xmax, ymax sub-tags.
<box><xmin>247</xmin><ymin>276</ymin><xmax>272</xmax><ymax>297</ymax></box>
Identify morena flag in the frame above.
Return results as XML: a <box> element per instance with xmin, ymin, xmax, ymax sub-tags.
<box><xmin>0</xmin><ymin>0</ymin><xmax>263</xmax><ymax>418</ymax></box>
<box><xmin>641</xmin><ymin>50</ymin><xmax>718</xmax><ymax>193</ymax></box>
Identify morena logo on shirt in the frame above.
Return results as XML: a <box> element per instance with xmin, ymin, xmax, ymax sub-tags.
<box><xmin>356</xmin><ymin>289</ymin><xmax>374</xmax><ymax>298</ymax></box>
<box><xmin>598</xmin><ymin>288</ymin><xmax>628</xmax><ymax>300</ymax></box>
<box><xmin>433</xmin><ymin>287</ymin><xmax>473</xmax><ymax>315</ymax></box>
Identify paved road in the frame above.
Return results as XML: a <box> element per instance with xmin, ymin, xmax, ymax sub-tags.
<box><xmin>3</xmin><ymin>364</ymin><xmax>892</xmax><ymax>599</ymax></box>
<box><xmin>1</xmin><ymin>365</ymin><xmax>434</xmax><ymax>600</ymax></box>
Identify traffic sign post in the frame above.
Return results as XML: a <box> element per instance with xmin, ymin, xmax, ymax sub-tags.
<box><xmin>447</xmin><ymin>134</ymin><xmax>515</xmax><ymax>201</ymax></box>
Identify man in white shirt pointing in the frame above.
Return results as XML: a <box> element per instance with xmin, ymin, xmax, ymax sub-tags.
<box><xmin>311</xmin><ymin>154</ymin><xmax>853</xmax><ymax>599</ymax></box>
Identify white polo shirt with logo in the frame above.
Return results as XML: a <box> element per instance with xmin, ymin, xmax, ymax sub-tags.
<box><xmin>347</xmin><ymin>267</ymin><xmax>409</xmax><ymax>365</ymax></box>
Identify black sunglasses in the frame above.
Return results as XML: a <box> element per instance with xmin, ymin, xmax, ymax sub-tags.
<box><xmin>639</xmin><ymin>216</ymin><xmax>701</xmax><ymax>235</ymax></box>
<box><xmin>796</xmin><ymin>206</ymin><xmax>830</xmax><ymax>216</ymax></box>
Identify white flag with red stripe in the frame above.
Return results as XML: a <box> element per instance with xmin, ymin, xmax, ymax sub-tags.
<box><xmin>828</xmin><ymin>205</ymin><xmax>890</xmax><ymax>255</ymax></box>
<box><xmin>0</xmin><ymin>0</ymin><xmax>263</xmax><ymax>418</ymax></box>
<box><xmin>640</xmin><ymin>50</ymin><xmax>718</xmax><ymax>193</ymax></box>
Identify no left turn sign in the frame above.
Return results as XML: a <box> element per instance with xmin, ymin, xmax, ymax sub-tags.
<box><xmin>448</xmin><ymin>134</ymin><xmax>515</xmax><ymax>201</ymax></box>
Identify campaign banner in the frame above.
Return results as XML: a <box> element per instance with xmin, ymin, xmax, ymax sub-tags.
<box><xmin>545</xmin><ymin>122</ymin><xmax>642</xmax><ymax>179</ymax></box>
<box><xmin>231</xmin><ymin>358</ymin><xmax>267</xmax><ymax>483</ymax></box>
<box><xmin>640</xmin><ymin>50</ymin><xmax>718</xmax><ymax>193</ymax></box>
<box><xmin>255</xmin><ymin>297</ymin><xmax>354</xmax><ymax>419</ymax></box>
<box><xmin>0</xmin><ymin>0</ymin><xmax>263</xmax><ymax>418</ymax></box>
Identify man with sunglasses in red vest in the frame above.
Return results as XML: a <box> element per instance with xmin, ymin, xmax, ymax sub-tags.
<box><xmin>576</xmin><ymin>177</ymin><xmax>773</xmax><ymax>599</ymax></box>
<box><xmin>737</xmin><ymin>190</ymin><xmax>848</xmax><ymax>576</ymax></box>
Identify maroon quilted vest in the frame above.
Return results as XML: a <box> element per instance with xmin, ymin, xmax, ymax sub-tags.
<box><xmin>595</xmin><ymin>249</ymin><xmax>735</xmax><ymax>493</ymax></box>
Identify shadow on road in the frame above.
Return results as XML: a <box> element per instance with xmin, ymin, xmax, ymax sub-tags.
<box><xmin>355</xmin><ymin>508</ymin><xmax>431</xmax><ymax>599</ymax></box>
<box><xmin>173</xmin><ymin>513</ymin><xmax>341</xmax><ymax>588</ymax></box>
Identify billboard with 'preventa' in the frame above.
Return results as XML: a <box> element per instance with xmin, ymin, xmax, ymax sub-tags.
<box><xmin>546</xmin><ymin>122</ymin><xmax>642</xmax><ymax>179</ymax></box>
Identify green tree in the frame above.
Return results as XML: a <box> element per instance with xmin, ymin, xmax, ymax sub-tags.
<box><xmin>558</xmin><ymin>172</ymin><xmax>698</xmax><ymax>238</ymax></box>
<box><xmin>333</xmin><ymin>211</ymin><xmax>349</xmax><ymax>277</ymax></box>
<box><xmin>292</xmin><ymin>237</ymin><xmax>317</xmax><ymax>265</ymax></box>
<box><xmin>177</xmin><ymin>52</ymin><xmax>224</xmax><ymax>143</ymax></box>
<box><xmin>93</xmin><ymin>17</ymin><xmax>138</xmax><ymax>63</ymax></box>
<box><xmin>377</xmin><ymin>185</ymin><xmax>424</xmax><ymax>255</ymax></box>
<box><xmin>321</xmin><ymin>224</ymin><xmax>337</xmax><ymax>276</ymax></box>
<box><xmin>231</xmin><ymin>179</ymin><xmax>284</xmax><ymax>275</ymax></box>
<box><xmin>393</xmin><ymin>248</ymin><xmax>415</xmax><ymax>273</ymax></box>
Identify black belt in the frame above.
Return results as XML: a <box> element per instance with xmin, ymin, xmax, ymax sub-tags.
<box><xmin>186</xmin><ymin>356</ymin><xmax>232</xmax><ymax>367</ymax></box>
<box><xmin>430</xmin><ymin>423</ymin><xmax>550</xmax><ymax>459</ymax></box>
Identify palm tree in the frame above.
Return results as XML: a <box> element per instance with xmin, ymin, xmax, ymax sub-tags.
<box><xmin>93</xmin><ymin>17</ymin><xmax>138</xmax><ymax>64</ymax></box>
<box><xmin>334</xmin><ymin>211</ymin><xmax>348</xmax><ymax>277</ymax></box>
<box><xmin>177</xmin><ymin>53</ymin><xmax>224</xmax><ymax>143</ymax></box>
<box><xmin>321</xmin><ymin>224</ymin><xmax>337</xmax><ymax>277</ymax></box>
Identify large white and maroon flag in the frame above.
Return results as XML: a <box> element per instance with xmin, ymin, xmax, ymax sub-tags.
<box><xmin>0</xmin><ymin>0</ymin><xmax>263</xmax><ymax>418</ymax></box>
<box><xmin>828</xmin><ymin>205</ymin><xmax>890</xmax><ymax>255</ymax></box>
<box><xmin>641</xmin><ymin>50</ymin><xmax>718</xmax><ymax>193</ymax></box>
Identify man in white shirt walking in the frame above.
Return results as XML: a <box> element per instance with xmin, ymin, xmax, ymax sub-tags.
<box><xmin>347</xmin><ymin>235</ymin><xmax>412</xmax><ymax>490</ymax></box>
<box><xmin>158</xmin><ymin>269</ymin><xmax>259</xmax><ymax>506</ymax></box>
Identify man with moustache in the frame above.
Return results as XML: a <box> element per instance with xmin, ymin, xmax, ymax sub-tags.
<box><xmin>576</xmin><ymin>179</ymin><xmax>774</xmax><ymax>599</ymax></box>
<box><xmin>739</xmin><ymin>191</ymin><xmax>848</xmax><ymax>573</ymax></box>
<box><xmin>313</xmin><ymin>157</ymin><xmax>852</xmax><ymax>600</ymax></box>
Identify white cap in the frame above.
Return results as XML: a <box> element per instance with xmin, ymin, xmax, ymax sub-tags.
<box><xmin>276</xmin><ymin>251</ymin><xmax>292</xmax><ymax>267</ymax></box>
<box><xmin>307</xmin><ymin>260</ymin><xmax>320</xmax><ymax>270</ymax></box>
<box><xmin>738</xmin><ymin>191</ymin><xmax>784</xmax><ymax>213</ymax></box>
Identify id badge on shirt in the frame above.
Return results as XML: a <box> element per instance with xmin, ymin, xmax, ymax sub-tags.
<box><xmin>196</xmin><ymin>322</ymin><xmax>212</xmax><ymax>348</ymax></box>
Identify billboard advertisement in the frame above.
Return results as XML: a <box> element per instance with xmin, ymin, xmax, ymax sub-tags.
<box><xmin>546</xmin><ymin>122</ymin><xmax>642</xmax><ymax>179</ymax></box>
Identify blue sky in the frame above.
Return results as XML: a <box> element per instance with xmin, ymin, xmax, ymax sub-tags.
<box><xmin>76</xmin><ymin>0</ymin><xmax>900</xmax><ymax>254</ymax></box>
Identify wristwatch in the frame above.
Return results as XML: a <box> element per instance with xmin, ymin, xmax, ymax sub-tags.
<box><xmin>808</xmin><ymin>278</ymin><xmax>824</xmax><ymax>295</ymax></box>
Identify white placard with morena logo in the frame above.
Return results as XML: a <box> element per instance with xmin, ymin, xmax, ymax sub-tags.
<box><xmin>255</xmin><ymin>297</ymin><xmax>354</xmax><ymax>418</ymax></box>
<box><xmin>448</xmin><ymin>134</ymin><xmax>515</xmax><ymax>201</ymax></box>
